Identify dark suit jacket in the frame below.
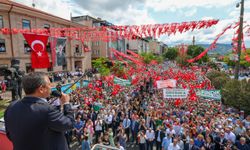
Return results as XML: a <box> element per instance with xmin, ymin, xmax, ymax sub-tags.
<box><xmin>4</xmin><ymin>96</ymin><xmax>74</xmax><ymax>150</ymax></box>
<box><xmin>214</xmin><ymin>136</ymin><xmax>227</xmax><ymax>150</ymax></box>
<box><xmin>155</xmin><ymin>130</ymin><xmax>165</xmax><ymax>143</ymax></box>
<box><xmin>131</xmin><ymin>120</ymin><xmax>140</xmax><ymax>133</ymax></box>
<box><xmin>184</xmin><ymin>143</ymin><xmax>199</xmax><ymax>150</ymax></box>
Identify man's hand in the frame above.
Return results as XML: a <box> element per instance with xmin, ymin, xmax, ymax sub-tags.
<box><xmin>60</xmin><ymin>93</ymin><xmax>70</xmax><ymax>105</ymax></box>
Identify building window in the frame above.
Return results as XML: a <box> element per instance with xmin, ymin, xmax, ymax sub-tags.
<box><xmin>24</xmin><ymin>40</ymin><xmax>31</xmax><ymax>53</ymax></box>
<box><xmin>0</xmin><ymin>39</ymin><xmax>6</xmax><ymax>52</ymax></box>
<box><xmin>75</xmin><ymin>45</ymin><xmax>80</xmax><ymax>53</ymax></box>
<box><xmin>0</xmin><ymin>16</ymin><xmax>3</xmax><ymax>28</ymax></box>
<box><xmin>44</xmin><ymin>24</ymin><xmax>50</xmax><ymax>33</ymax></box>
<box><xmin>44</xmin><ymin>24</ymin><xmax>50</xmax><ymax>29</ymax></box>
<box><xmin>22</xmin><ymin>19</ymin><xmax>31</xmax><ymax>30</ymax></box>
<box><xmin>93</xmin><ymin>41</ymin><xmax>99</xmax><ymax>46</ymax></box>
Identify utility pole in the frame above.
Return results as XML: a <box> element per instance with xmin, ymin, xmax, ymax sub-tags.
<box><xmin>234</xmin><ymin>0</ymin><xmax>244</xmax><ymax>80</ymax></box>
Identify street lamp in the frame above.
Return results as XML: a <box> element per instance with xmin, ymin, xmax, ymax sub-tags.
<box><xmin>234</xmin><ymin>0</ymin><xmax>244</xmax><ymax>80</ymax></box>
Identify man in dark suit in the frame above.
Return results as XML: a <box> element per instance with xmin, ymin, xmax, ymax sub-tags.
<box><xmin>214</xmin><ymin>131</ymin><xmax>227</xmax><ymax>150</ymax></box>
<box><xmin>131</xmin><ymin>116</ymin><xmax>140</xmax><ymax>144</ymax></box>
<box><xmin>155</xmin><ymin>126</ymin><xmax>165</xmax><ymax>150</ymax></box>
<box><xmin>184</xmin><ymin>139</ymin><xmax>199</xmax><ymax>150</ymax></box>
<box><xmin>4</xmin><ymin>72</ymin><xmax>74</xmax><ymax>150</ymax></box>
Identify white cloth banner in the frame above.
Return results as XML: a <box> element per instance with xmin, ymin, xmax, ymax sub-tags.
<box><xmin>163</xmin><ymin>88</ymin><xmax>189</xmax><ymax>99</ymax></box>
<box><xmin>156</xmin><ymin>79</ymin><xmax>176</xmax><ymax>89</ymax></box>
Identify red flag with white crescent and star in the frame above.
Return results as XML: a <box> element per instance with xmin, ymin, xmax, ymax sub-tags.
<box><xmin>23</xmin><ymin>33</ymin><xmax>50</xmax><ymax>68</ymax></box>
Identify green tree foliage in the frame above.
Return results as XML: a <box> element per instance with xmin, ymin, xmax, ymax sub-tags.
<box><xmin>223</xmin><ymin>49</ymin><xmax>250</xmax><ymax>68</ymax></box>
<box><xmin>140</xmin><ymin>52</ymin><xmax>163</xmax><ymax>64</ymax></box>
<box><xmin>163</xmin><ymin>47</ymin><xmax>178</xmax><ymax>60</ymax></box>
<box><xmin>110</xmin><ymin>61</ymin><xmax>125</xmax><ymax>77</ymax></box>
<box><xmin>187</xmin><ymin>45</ymin><xmax>209</xmax><ymax>64</ymax></box>
<box><xmin>207</xmin><ymin>61</ymin><xmax>220</xmax><ymax>70</ymax></box>
<box><xmin>222</xmin><ymin>79</ymin><xmax>250</xmax><ymax>114</ymax></box>
<box><xmin>176</xmin><ymin>55</ymin><xmax>192</xmax><ymax>66</ymax></box>
<box><xmin>206</xmin><ymin>70</ymin><xmax>229</xmax><ymax>90</ymax></box>
<box><xmin>92</xmin><ymin>57</ymin><xmax>110</xmax><ymax>76</ymax></box>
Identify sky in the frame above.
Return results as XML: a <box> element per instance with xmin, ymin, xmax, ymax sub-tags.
<box><xmin>13</xmin><ymin>0</ymin><xmax>250</xmax><ymax>47</ymax></box>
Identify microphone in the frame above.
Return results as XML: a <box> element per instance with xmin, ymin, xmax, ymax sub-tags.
<box><xmin>51</xmin><ymin>90</ymin><xmax>62</xmax><ymax>98</ymax></box>
<box><xmin>49</xmin><ymin>73</ymin><xmax>86</xmax><ymax>104</ymax></box>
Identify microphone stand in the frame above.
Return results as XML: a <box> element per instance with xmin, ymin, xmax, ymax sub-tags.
<box><xmin>49</xmin><ymin>73</ymin><xmax>87</xmax><ymax>105</ymax></box>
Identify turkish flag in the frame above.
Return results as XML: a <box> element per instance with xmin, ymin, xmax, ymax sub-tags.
<box><xmin>23</xmin><ymin>33</ymin><xmax>50</xmax><ymax>68</ymax></box>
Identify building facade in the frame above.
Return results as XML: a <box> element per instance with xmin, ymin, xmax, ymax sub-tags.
<box><xmin>72</xmin><ymin>15</ymin><xmax>126</xmax><ymax>59</ymax></box>
<box><xmin>125</xmin><ymin>37</ymin><xmax>149</xmax><ymax>54</ymax></box>
<box><xmin>0</xmin><ymin>0</ymin><xmax>92</xmax><ymax>73</ymax></box>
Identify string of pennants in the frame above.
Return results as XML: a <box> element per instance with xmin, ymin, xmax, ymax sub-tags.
<box><xmin>187</xmin><ymin>22</ymin><xmax>250</xmax><ymax>63</ymax></box>
<box><xmin>0</xmin><ymin>19</ymin><xmax>219</xmax><ymax>42</ymax></box>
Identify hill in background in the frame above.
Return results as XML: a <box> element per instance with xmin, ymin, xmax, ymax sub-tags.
<box><xmin>198</xmin><ymin>43</ymin><xmax>232</xmax><ymax>55</ymax></box>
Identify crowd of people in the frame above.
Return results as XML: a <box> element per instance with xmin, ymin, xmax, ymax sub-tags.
<box><xmin>51</xmin><ymin>62</ymin><xmax>250</xmax><ymax>150</ymax></box>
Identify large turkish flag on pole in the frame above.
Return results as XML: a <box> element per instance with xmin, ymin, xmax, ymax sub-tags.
<box><xmin>23</xmin><ymin>33</ymin><xmax>50</xmax><ymax>68</ymax></box>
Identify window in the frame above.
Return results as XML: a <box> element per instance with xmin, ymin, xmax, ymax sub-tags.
<box><xmin>44</xmin><ymin>24</ymin><xmax>50</xmax><ymax>29</ymax></box>
<box><xmin>75</xmin><ymin>45</ymin><xmax>80</xmax><ymax>53</ymax></box>
<box><xmin>44</xmin><ymin>24</ymin><xmax>50</xmax><ymax>34</ymax></box>
<box><xmin>24</xmin><ymin>40</ymin><xmax>31</xmax><ymax>53</ymax></box>
<box><xmin>93</xmin><ymin>41</ymin><xmax>99</xmax><ymax>46</ymax></box>
<box><xmin>22</xmin><ymin>19</ymin><xmax>31</xmax><ymax>30</ymax></box>
<box><xmin>0</xmin><ymin>16</ymin><xmax>3</xmax><ymax>28</ymax></box>
<box><xmin>0</xmin><ymin>39</ymin><xmax>6</xmax><ymax>52</ymax></box>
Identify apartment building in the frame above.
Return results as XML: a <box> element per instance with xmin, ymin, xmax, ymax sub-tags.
<box><xmin>72</xmin><ymin>15</ymin><xmax>126</xmax><ymax>59</ymax></box>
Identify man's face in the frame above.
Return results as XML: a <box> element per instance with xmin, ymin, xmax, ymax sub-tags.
<box><xmin>39</xmin><ymin>76</ymin><xmax>52</xmax><ymax>98</ymax></box>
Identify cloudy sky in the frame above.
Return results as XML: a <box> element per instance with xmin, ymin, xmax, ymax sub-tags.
<box><xmin>13</xmin><ymin>0</ymin><xmax>250</xmax><ymax>47</ymax></box>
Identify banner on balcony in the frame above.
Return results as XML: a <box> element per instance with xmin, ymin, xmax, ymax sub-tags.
<box><xmin>114</xmin><ymin>77</ymin><xmax>131</xmax><ymax>86</ymax></box>
<box><xmin>156</xmin><ymin>79</ymin><xmax>176</xmax><ymax>89</ymax></box>
<box><xmin>163</xmin><ymin>88</ymin><xmax>189</xmax><ymax>99</ymax></box>
<box><xmin>56</xmin><ymin>38</ymin><xmax>67</xmax><ymax>66</ymax></box>
<box><xmin>196</xmin><ymin>90</ymin><xmax>221</xmax><ymax>100</ymax></box>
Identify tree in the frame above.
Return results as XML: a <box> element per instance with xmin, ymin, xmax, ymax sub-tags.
<box><xmin>187</xmin><ymin>45</ymin><xmax>209</xmax><ymax>64</ymax></box>
<box><xmin>223</xmin><ymin>49</ymin><xmax>250</xmax><ymax>68</ymax></box>
<box><xmin>163</xmin><ymin>47</ymin><xmax>178</xmax><ymax>60</ymax></box>
<box><xmin>206</xmin><ymin>70</ymin><xmax>229</xmax><ymax>81</ymax></box>
<box><xmin>92</xmin><ymin>57</ymin><xmax>110</xmax><ymax>76</ymax></box>
<box><xmin>140</xmin><ymin>52</ymin><xmax>163</xmax><ymax>64</ymax></box>
<box><xmin>111</xmin><ymin>61</ymin><xmax>125</xmax><ymax>77</ymax></box>
<box><xmin>212</xmin><ymin>76</ymin><xmax>229</xmax><ymax>90</ymax></box>
<box><xmin>222</xmin><ymin>79</ymin><xmax>250</xmax><ymax>114</ymax></box>
<box><xmin>176</xmin><ymin>55</ymin><xmax>192</xmax><ymax>66</ymax></box>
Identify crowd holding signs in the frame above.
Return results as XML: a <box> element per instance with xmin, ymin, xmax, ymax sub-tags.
<box><xmin>47</xmin><ymin>61</ymin><xmax>249</xmax><ymax>150</ymax></box>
